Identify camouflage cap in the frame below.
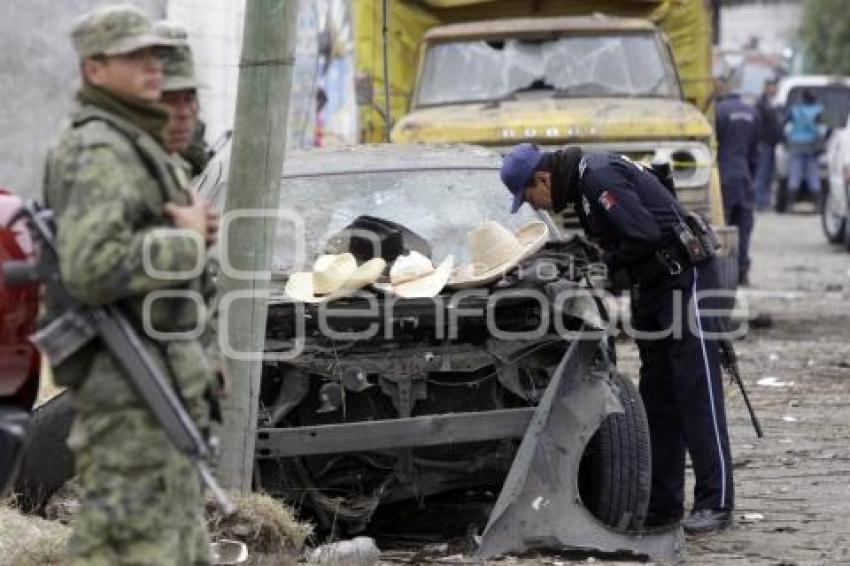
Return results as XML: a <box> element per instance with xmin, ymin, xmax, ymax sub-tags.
<box><xmin>72</xmin><ymin>4</ymin><xmax>177</xmax><ymax>60</ymax></box>
<box><xmin>155</xmin><ymin>21</ymin><xmax>198</xmax><ymax>92</ymax></box>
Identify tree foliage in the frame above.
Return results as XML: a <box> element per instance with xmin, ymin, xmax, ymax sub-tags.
<box><xmin>800</xmin><ymin>0</ymin><xmax>850</xmax><ymax>75</ymax></box>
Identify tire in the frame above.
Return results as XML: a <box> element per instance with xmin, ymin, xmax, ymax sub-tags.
<box><xmin>775</xmin><ymin>177</ymin><xmax>789</xmax><ymax>213</ymax></box>
<box><xmin>713</xmin><ymin>251</ymin><xmax>740</xmax><ymax>327</ymax></box>
<box><xmin>821</xmin><ymin>188</ymin><xmax>847</xmax><ymax>244</ymax></box>
<box><xmin>715</xmin><ymin>250</ymin><xmax>739</xmax><ymax>294</ymax></box>
<box><xmin>578</xmin><ymin>372</ymin><xmax>651</xmax><ymax>532</ymax></box>
<box><xmin>13</xmin><ymin>390</ymin><xmax>75</xmax><ymax>512</ymax></box>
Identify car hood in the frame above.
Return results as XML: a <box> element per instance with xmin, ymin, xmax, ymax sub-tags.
<box><xmin>392</xmin><ymin>97</ymin><xmax>712</xmax><ymax>144</ymax></box>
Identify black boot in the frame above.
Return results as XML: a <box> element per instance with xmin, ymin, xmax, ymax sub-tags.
<box><xmin>682</xmin><ymin>509</ymin><xmax>733</xmax><ymax>535</ymax></box>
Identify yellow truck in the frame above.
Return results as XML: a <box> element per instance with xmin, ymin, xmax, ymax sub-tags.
<box><xmin>354</xmin><ymin>0</ymin><xmax>739</xmax><ymax>289</ymax></box>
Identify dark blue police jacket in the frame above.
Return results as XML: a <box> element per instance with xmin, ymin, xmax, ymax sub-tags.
<box><xmin>715</xmin><ymin>93</ymin><xmax>761</xmax><ymax>207</ymax></box>
<box><xmin>576</xmin><ymin>153</ymin><xmax>687</xmax><ymax>275</ymax></box>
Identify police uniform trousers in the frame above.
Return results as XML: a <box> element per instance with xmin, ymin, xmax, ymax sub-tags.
<box><xmin>721</xmin><ymin>177</ymin><xmax>755</xmax><ymax>281</ymax></box>
<box><xmin>631</xmin><ymin>259</ymin><xmax>734</xmax><ymax>517</ymax></box>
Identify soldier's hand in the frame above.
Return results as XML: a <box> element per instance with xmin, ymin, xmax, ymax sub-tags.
<box><xmin>164</xmin><ymin>190</ymin><xmax>219</xmax><ymax>244</ymax></box>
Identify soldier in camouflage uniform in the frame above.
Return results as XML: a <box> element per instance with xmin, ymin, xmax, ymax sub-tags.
<box><xmin>155</xmin><ymin>21</ymin><xmax>210</xmax><ymax>177</ymax></box>
<box><xmin>41</xmin><ymin>5</ymin><xmax>219</xmax><ymax>564</ymax></box>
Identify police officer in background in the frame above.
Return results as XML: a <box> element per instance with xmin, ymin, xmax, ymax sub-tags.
<box><xmin>42</xmin><ymin>5</ymin><xmax>218</xmax><ymax>563</ymax></box>
<box><xmin>154</xmin><ymin>20</ymin><xmax>210</xmax><ymax>177</ymax></box>
<box><xmin>500</xmin><ymin>143</ymin><xmax>735</xmax><ymax>534</ymax></box>
<box><xmin>715</xmin><ymin>71</ymin><xmax>761</xmax><ymax>286</ymax></box>
<box><xmin>754</xmin><ymin>78</ymin><xmax>782</xmax><ymax>210</ymax></box>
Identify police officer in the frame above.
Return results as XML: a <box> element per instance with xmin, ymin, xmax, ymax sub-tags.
<box><xmin>42</xmin><ymin>5</ymin><xmax>218</xmax><ymax>564</ymax></box>
<box><xmin>754</xmin><ymin>78</ymin><xmax>782</xmax><ymax>210</ymax></box>
<box><xmin>500</xmin><ymin>143</ymin><xmax>734</xmax><ymax>534</ymax></box>
<box><xmin>154</xmin><ymin>21</ymin><xmax>210</xmax><ymax>177</ymax></box>
<box><xmin>715</xmin><ymin>73</ymin><xmax>761</xmax><ymax>286</ymax></box>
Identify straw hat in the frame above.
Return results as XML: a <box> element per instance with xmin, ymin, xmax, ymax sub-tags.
<box><xmin>374</xmin><ymin>251</ymin><xmax>454</xmax><ymax>298</ymax></box>
<box><xmin>449</xmin><ymin>220</ymin><xmax>549</xmax><ymax>289</ymax></box>
<box><xmin>284</xmin><ymin>253</ymin><xmax>386</xmax><ymax>303</ymax></box>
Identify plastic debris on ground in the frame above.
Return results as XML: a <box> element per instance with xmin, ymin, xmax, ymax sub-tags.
<box><xmin>306</xmin><ymin>536</ymin><xmax>381</xmax><ymax>565</ymax></box>
<box><xmin>740</xmin><ymin>513</ymin><xmax>765</xmax><ymax>524</ymax></box>
<box><xmin>210</xmin><ymin>539</ymin><xmax>248</xmax><ymax>565</ymax></box>
<box><xmin>757</xmin><ymin>376</ymin><xmax>795</xmax><ymax>388</ymax></box>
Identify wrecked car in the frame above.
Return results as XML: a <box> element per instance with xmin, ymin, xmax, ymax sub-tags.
<box><xmin>14</xmin><ymin>144</ymin><xmax>682</xmax><ymax>559</ymax></box>
<box><xmin>199</xmin><ymin>143</ymin><xmax>681</xmax><ymax>559</ymax></box>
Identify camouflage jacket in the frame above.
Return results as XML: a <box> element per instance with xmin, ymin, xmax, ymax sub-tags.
<box><xmin>43</xmin><ymin>97</ymin><xmax>215</xmax><ymax>414</ymax></box>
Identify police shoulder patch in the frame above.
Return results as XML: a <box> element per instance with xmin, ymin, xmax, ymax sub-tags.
<box><xmin>599</xmin><ymin>190</ymin><xmax>617</xmax><ymax>210</ymax></box>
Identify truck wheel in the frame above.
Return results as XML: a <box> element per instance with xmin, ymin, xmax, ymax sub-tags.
<box><xmin>578</xmin><ymin>372</ymin><xmax>650</xmax><ymax>531</ymax></box>
<box><xmin>821</xmin><ymin>188</ymin><xmax>846</xmax><ymax>244</ymax></box>
<box><xmin>715</xmin><ymin>250</ymin><xmax>739</xmax><ymax>293</ymax></box>
<box><xmin>13</xmin><ymin>390</ymin><xmax>75</xmax><ymax>511</ymax></box>
<box><xmin>713</xmin><ymin>251</ymin><xmax>740</xmax><ymax>327</ymax></box>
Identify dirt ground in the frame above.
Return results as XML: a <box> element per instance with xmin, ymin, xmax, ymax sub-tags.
<box><xmin>380</xmin><ymin>209</ymin><xmax>850</xmax><ymax>565</ymax></box>
<box><xmin>677</xmin><ymin>208</ymin><xmax>850</xmax><ymax>564</ymax></box>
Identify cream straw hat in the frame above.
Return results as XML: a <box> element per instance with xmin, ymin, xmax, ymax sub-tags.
<box><xmin>374</xmin><ymin>251</ymin><xmax>454</xmax><ymax>298</ymax></box>
<box><xmin>284</xmin><ymin>253</ymin><xmax>386</xmax><ymax>303</ymax></box>
<box><xmin>449</xmin><ymin>220</ymin><xmax>548</xmax><ymax>289</ymax></box>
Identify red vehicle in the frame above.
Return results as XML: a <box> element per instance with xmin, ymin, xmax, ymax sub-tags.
<box><xmin>0</xmin><ymin>188</ymin><xmax>40</xmax><ymax>494</ymax></box>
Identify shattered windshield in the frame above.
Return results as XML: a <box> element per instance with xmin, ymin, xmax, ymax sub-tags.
<box><xmin>205</xmin><ymin>167</ymin><xmax>539</xmax><ymax>273</ymax></box>
<box><xmin>416</xmin><ymin>33</ymin><xmax>679</xmax><ymax>106</ymax></box>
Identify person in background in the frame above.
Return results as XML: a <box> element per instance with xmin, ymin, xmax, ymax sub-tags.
<box><xmin>154</xmin><ymin>20</ymin><xmax>210</xmax><ymax>177</ymax></box>
<box><xmin>315</xmin><ymin>87</ymin><xmax>328</xmax><ymax>147</ymax></box>
<box><xmin>754</xmin><ymin>78</ymin><xmax>781</xmax><ymax>210</ymax></box>
<box><xmin>714</xmin><ymin>71</ymin><xmax>761</xmax><ymax>286</ymax></box>
<box><xmin>785</xmin><ymin>89</ymin><xmax>825</xmax><ymax>210</ymax></box>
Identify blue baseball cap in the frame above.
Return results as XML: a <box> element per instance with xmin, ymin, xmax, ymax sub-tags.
<box><xmin>500</xmin><ymin>143</ymin><xmax>543</xmax><ymax>213</ymax></box>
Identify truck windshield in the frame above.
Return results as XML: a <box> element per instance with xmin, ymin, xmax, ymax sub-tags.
<box><xmin>416</xmin><ymin>33</ymin><xmax>679</xmax><ymax>106</ymax></box>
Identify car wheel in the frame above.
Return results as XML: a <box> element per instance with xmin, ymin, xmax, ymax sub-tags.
<box><xmin>578</xmin><ymin>372</ymin><xmax>650</xmax><ymax>531</ymax></box>
<box><xmin>821</xmin><ymin>188</ymin><xmax>846</xmax><ymax>244</ymax></box>
<box><xmin>775</xmin><ymin>178</ymin><xmax>789</xmax><ymax>213</ymax></box>
<box><xmin>13</xmin><ymin>390</ymin><xmax>75</xmax><ymax>511</ymax></box>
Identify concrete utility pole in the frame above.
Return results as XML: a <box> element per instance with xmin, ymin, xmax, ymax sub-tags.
<box><xmin>217</xmin><ymin>0</ymin><xmax>298</xmax><ymax>492</ymax></box>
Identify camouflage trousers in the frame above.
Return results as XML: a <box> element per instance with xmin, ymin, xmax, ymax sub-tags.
<box><xmin>66</xmin><ymin>407</ymin><xmax>210</xmax><ymax>566</ymax></box>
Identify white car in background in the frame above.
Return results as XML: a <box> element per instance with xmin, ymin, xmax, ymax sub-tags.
<box><xmin>773</xmin><ymin>76</ymin><xmax>850</xmax><ymax>212</ymax></box>
<box><xmin>823</xmin><ymin>114</ymin><xmax>850</xmax><ymax>250</ymax></box>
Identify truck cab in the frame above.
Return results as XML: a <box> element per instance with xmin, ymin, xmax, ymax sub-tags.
<box><xmin>389</xmin><ymin>15</ymin><xmax>738</xmax><ymax>285</ymax></box>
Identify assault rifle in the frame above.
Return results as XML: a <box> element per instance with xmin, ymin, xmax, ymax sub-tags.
<box><xmin>717</xmin><ymin>332</ymin><xmax>764</xmax><ymax>438</ymax></box>
<box><xmin>1</xmin><ymin>201</ymin><xmax>235</xmax><ymax>515</ymax></box>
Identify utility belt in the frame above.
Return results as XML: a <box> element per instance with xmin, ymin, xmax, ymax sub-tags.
<box><xmin>630</xmin><ymin>212</ymin><xmax>720</xmax><ymax>283</ymax></box>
